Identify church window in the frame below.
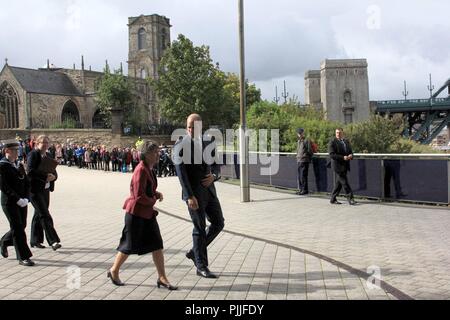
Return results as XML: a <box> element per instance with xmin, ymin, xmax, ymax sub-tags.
<box><xmin>344</xmin><ymin>90</ymin><xmax>352</xmax><ymax>103</ymax></box>
<box><xmin>92</xmin><ymin>109</ymin><xmax>109</xmax><ymax>129</ymax></box>
<box><xmin>0</xmin><ymin>82</ymin><xmax>19</xmax><ymax>128</ymax></box>
<box><xmin>138</xmin><ymin>28</ymin><xmax>146</xmax><ymax>50</ymax></box>
<box><xmin>161</xmin><ymin>28</ymin><xmax>167</xmax><ymax>51</ymax></box>
<box><xmin>140</xmin><ymin>68</ymin><xmax>147</xmax><ymax>79</ymax></box>
<box><xmin>61</xmin><ymin>100</ymin><xmax>80</xmax><ymax>126</ymax></box>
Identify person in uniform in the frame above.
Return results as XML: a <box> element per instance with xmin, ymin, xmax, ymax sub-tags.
<box><xmin>27</xmin><ymin>135</ymin><xmax>62</xmax><ymax>250</ymax></box>
<box><xmin>108</xmin><ymin>140</ymin><xmax>177</xmax><ymax>290</ymax></box>
<box><xmin>0</xmin><ymin>140</ymin><xmax>35</xmax><ymax>266</ymax></box>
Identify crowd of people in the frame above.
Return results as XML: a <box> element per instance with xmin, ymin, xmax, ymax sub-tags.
<box><xmin>0</xmin><ymin>137</ymin><xmax>176</xmax><ymax>178</ymax></box>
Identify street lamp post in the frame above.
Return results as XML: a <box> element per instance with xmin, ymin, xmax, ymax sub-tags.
<box><xmin>238</xmin><ymin>0</ymin><xmax>250</xmax><ymax>202</ymax></box>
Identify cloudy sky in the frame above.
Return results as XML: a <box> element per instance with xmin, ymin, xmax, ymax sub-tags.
<box><xmin>1</xmin><ymin>0</ymin><xmax>449</xmax><ymax>102</ymax></box>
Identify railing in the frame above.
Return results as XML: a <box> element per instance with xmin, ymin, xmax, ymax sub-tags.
<box><xmin>122</xmin><ymin>123</ymin><xmax>179</xmax><ymax>136</ymax></box>
<box><xmin>375</xmin><ymin>97</ymin><xmax>450</xmax><ymax>112</ymax></box>
<box><xmin>219</xmin><ymin>152</ymin><xmax>450</xmax><ymax>205</ymax></box>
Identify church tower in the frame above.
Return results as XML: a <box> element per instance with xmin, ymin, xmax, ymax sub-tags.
<box><xmin>127</xmin><ymin>14</ymin><xmax>171</xmax><ymax>80</ymax></box>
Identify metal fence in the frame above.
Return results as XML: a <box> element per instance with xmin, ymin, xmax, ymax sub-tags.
<box><xmin>219</xmin><ymin>152</ymin><xmax>450</xmax><ymax>205</ymax></box>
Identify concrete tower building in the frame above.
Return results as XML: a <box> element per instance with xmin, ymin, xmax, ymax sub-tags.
<box><xmin>305</xmin><ymin>59</ymin><xmax>370</xmax><ymax>124</ymax></box>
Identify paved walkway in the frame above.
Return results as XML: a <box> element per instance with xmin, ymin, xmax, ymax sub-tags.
<box><xmin>0</xmin><ymin>166</ymin><xmax>449</xmax><ymax>300</ymax></box>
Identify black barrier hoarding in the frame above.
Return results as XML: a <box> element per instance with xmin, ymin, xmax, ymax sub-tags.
<box><xmin>270</xmin><ymin>155</ymin><xmax>298</xmax><ymax>189</ymax></box>
<box><xmin>384</xmin><ymin>159</ymin><xmax>448</xmax><ymax>203</ymax></box>
<box><xmin>219</xmin><ymin>153</ymin><xmax>449</xmax><ymax>205</ymax></box>
<box><xmin>347</xmin><ymin>159</ymin><xmax>383</xmax><ymax>198</ymax></box>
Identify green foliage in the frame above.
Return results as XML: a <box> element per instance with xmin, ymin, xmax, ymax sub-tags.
<box><xmin>344</xmin><ymin>115</ymin><xmax>403</xmax><ymax>153</ymax></box>
<box><xmin>95</xmin><ymin>67</ymin><xmax>134</xmax><ymax>128</ymax></box>
<box><xmin>390</xmin><ymin>138</ymin><xmax>438</xmax><ymax>154</ymax></box>
<box><xmin>50</xmin><ymin>118</ymin><xmax>78</xmax><ymax>129</ymax></box>
<box><xmin>149</xmin><ymin>34</ymin><xmax>261</xmax><ymax>129</ymax></box>
<box><xmin>246</xmin><ymin>104</ymin><xmax>438</xmax><ymax>154</ymax></box>
<box><xmin>221</xmin><ymin>72</ymin><xmax>262</xmax><ymax>129</ymax></box>
<box><xmin>246</xmin><ymin>101</ymin><xmax>334</xmax><ymax>152</ymax></box>
<box><xmin>149</xmin><ymin>34</ymin><xmax>226</xmax><ymax>127</ymax></box>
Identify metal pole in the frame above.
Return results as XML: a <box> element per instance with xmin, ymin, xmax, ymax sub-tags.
<box><xmin>239</xmin><ymin>0</ymin><xmax>250</xmax><ymax>202</ymax></box>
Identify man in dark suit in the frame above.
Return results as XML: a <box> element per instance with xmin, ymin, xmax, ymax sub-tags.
<box><xmin>174</xmin><ymin>113</ymin><xmax>224</xmax><ymax>279</ymax></box>
<box><xmin>328</xmin><ymin>128</ymin><xmax>357</xmax><ymax>205</ymax></box>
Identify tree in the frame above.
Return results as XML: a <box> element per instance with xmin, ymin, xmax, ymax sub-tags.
<box><xmin>221</xmin><ymin>72</ymin><xmax>261</xmax><ymax>128</ymax></box>
<box><xmin>95</xmin><ymin>66</ymin><xmax>134</xmax><ymax>128</ymax></box>
<box><xmin>149</xmin><ymin>34</ymin><xmax>227</xmax><ymax>127</ymax></box>
<box><xmin>344</xmin><ymin>115</ymin><xmax>404</xmax><ymax>153</ymax></box>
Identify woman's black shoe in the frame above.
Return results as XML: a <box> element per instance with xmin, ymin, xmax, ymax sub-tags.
<box><xmin>31</xmin><ymin>244</ymin><xmax>45</xmax><ymax>249</ymax></box>
<box><xmin>157</xmin><ymin>279</ymin><xmax>178</xmax><ymax>290</ymax></box>
<box><xmin>107</xmin><ymin>271</ymin><xmax>124</xmax><ymax>286</ymax></box>
<box><xmin>1</xmin><ymin>243</ymin><xmax>8</xmax><ymax>258</ymax></box>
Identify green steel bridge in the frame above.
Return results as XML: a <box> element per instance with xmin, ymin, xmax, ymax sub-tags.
<box><xmin>374</xmin><ymin>79</ymin><xmax>450</xmax><ymax>144</ymax></box>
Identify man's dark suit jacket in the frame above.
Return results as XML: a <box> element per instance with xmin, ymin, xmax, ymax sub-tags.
<box><xmin>27</xmin><ymin>149</ymin><xmax>58</xmax><ymax>194</ymax></box>
<box><xmin>328</xmin><ymin>138</ymin><xmax>353</xmax><ymax>174</ymax></box>
<box><xmin>174</xmin><ymin>136</ymin><xmax>221</xmax><ymax>202</ymax></box>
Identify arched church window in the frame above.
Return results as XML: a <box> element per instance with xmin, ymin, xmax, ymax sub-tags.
<box><xmin>61</xmin><ymin>100</ymin><xmax>80</xmax><ymax>125</ymax></box>
<box><xmin>161</xmin><ymin>28</ymin><xmax>167</xmax><ymax>51</ymax></box>
<box><xmin>92</xmin><ymin>109</ymin><xmax>108</xmax><ymax>129</ymax></box>
<box><xmin>0</xmin><ymin>82</ymin><xmax>19</xmax><ymax>128</ymax></box>
<box><xmin>138</xmin><ymin>28</ymin><xmax>146</xmax><ymax>50</ymax></box>
<box><xmin>344</xmin><ymin>90</ymin><xmax>352</xmax><ymax>104</ymax></box>
<box><xmin>140</xmin><ymin>68</ymin><xmax>147</xmax><ymax>79</ymax></box>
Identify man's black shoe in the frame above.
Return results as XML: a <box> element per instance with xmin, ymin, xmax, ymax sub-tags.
<box><xmin>19</xmin><ymin>259</ymin><xmax>35</xmax><ymax>267</ymax></box>
<box><xmin>348</xmin><ymin>198</ymin><xmax>357</xmax><ymax>206</ymax></box>
<box><xmin>330</xmin><ymin>200</ymin><xmax>342</xmax><ymax>205</ymax></box>
<box><xmin>186</xmin><ymin>250</ymin><xmax>196</xmax><ymax>267</ymax></box>
<box><xmin>295</xmin><ymin>191</ymin><xmax>303</xmax><ymax>195</ymax></box>
<box><xmin>196</xmin><ymin>268</ymin><xmax>217</xmax><ymax>279</ymax></box>
<box><xmin>1</xmin><ymin>243</ymin><xmax>7</xmax><ymax>258</ymax></box>
<box><xmin>52</xmin><ymin>243</ymin><xmax>62</xmax><ymax>251</ymax></box>
<box><xmin>299</xmin><ymin>191</ymin><xmax>309</xmax><ymax>195</ymax></box>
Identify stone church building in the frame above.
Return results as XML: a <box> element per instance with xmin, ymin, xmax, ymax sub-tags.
<box><xmin>0</xmin><ymin>14</ymin><xmax>171</xmax><ymax>131</ymax></box>
<box><xmin>305</xmin><ymin>59</ymin><xmax>370</xmax><ymax>124</ymax></box>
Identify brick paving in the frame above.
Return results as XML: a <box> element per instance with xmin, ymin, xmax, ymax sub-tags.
<box><xmin>0</xmin><ymin>166</ymin><xmax>448</xmax><ymax>300</ymax></box>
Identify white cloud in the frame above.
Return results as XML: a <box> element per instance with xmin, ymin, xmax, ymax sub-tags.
<box><xmin>1</xmin><ymin>0</ymin><xmax>449</xmax><ymax>102</ymax></box>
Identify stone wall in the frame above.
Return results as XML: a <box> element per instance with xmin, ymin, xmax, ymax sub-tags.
<box><xmin>304</xmin><ymin>70</ymin><xmax>322</xmax><ymax>113</ymax></box>
<box><xmin>0</xmin><ymin>129</ymin><xmax>173</xmax><ymax>148</ymax></box>
<box><xmin>29</xmin><ymin>94</ymin><xmax>91</xmax><ymax>128</ymax></box>
<box><xmin>320</xmin><ymin>59</ymin><xmax>370</xmax><ymax>124</ymax></box>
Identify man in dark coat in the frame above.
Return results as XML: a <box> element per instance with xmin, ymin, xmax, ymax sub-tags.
<box><xmin>27</xmin><ymin>135</ymin><xmax>62</xmax><ymax>250</ymax></box>
<box><xmin>174</xmin><ymin>113</ymin><xmax>224</xmax><ymax>279</ymax></box>
<box><xmin>296</xmin><ymin>128</ymin><xmax>313</xmax><ymax>195</ymax></box>
<box><xmin>328</xmin><ymin>128</ymin><xmax>357</xmax><ymax>205</ymax></box>
<box><xmin>0</xmin><ymin>140</ymin><xmax>34</xmax><ymax>266</ymax></box>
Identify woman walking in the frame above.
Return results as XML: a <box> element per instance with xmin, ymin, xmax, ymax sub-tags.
<box><xmin>0</xmin><ymin>140</ymin><xmax>34</xmax><ymax>266</ymax></box>
<box><xmin>108</xmin><ymin>141</ymin><xmax>177</xmax><ymax>290</ymax></box>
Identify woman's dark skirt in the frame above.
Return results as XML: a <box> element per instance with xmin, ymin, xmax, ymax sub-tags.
<box><xmin>117</xmin><ymin>213</ymin><xmax>163</xmax><ymax>255</ymax></box>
